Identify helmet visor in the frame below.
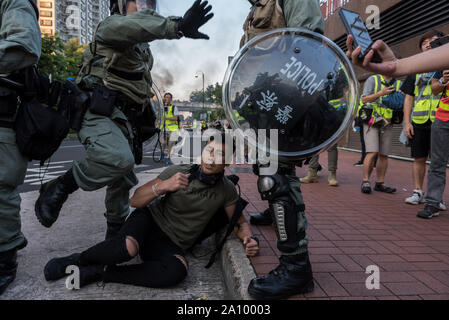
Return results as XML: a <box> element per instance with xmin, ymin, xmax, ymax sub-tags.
<box><xmin>136</xmin><ymin>0</ymin><xmax>157</xmax><ymax>11</ymax></box>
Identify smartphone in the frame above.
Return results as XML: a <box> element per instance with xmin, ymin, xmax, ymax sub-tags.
<box><xmin>430</xmin><ymin>35</ymin><xmax>449</xmax><ymax>49</ymax></box>
<box><xmin>338</xmin><ymin>8</ymin><xmax>382</xmax><ymax>63</ymax></box>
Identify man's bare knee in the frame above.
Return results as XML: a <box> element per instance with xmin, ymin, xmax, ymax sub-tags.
<box><xmin>174</xmin><ymin>254</ymin><xmax>188</xmax><ymax>272</ymax></box>
<box><xmin>126</xmin><ymin>236</ymin><xmax>139</xmax><ymax>257</ymax></box>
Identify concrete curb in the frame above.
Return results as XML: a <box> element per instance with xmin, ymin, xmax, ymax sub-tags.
<box><xmin>220</xmin><ymin>235</ymin><xmax>256</xmax><ymax>300</ymax></box>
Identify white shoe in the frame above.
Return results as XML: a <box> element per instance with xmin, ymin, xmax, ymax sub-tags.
<box><xmin>439</xmin><ymin>201</ymin><xmax>447</xmax><ymax>211</ymax></box>
<box><xmin>405</xmin><ymin>190</ymin><xmax>424</xmax><ymax>205</ymax></box>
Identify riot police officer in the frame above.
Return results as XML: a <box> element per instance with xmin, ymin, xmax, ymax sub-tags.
<box><xmin>0</xmin><ymin>0</ymin><xmax>41</xmax><ymax>295</ymax></box>
<box><xmin>239</xmin><ymin>0</ymin><xmax>325</xmax><ymax>299</ymax></box>
<box><xmin>34</xmin><ymin>0</ymin><xmax>214</xmax><ymax>239</ymax></box>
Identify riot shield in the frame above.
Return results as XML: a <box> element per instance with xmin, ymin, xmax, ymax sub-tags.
<box><xmin>223</xmin><ymin>28</ymin><xmax>358</xmax><ymax>160</ymax></box>
<box><xmin>150</xmin><ymin>82</ymin><xmax>165</xmax><ymax>131</ymax></box>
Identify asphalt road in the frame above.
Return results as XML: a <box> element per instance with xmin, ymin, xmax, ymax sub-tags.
<box><xmin>19</xmin><ymin>131</ymin><xmax>205</xmax><ymax>193</ymax></box>
<box><xmin>19</xmin><ymin>136</ymin><xmax>167</xmax><ymax>193</ymax></box>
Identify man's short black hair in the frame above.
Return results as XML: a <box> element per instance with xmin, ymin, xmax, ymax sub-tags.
<box><xmin>164</xmin><ymin>92</ymin><xmax>173</xmax><ymax>99</ymax></box>
<box><xmin>419</xmin><ymin>29</ymin><xmax>445</xmax><ymax>49</ymax></box>
<box><xmin>207</xmin><ymin>133</ymin><xmax>236</xmax><ymax>155</ymax></box>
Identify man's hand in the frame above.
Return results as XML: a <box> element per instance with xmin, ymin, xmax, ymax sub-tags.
<box><xmin>346</xmin><ymin>35</ymin><xmax>399</xmax><ymax>76</ymax></box>
<box><xmin>380</xmin><ymin>86</ymin><xmax>395</xmax><ymax>96</ymax></box>
<box><xmin>404</xmin><ymin>122</ymin><xmax>414</xmax><ymax>139</ymax></box>
<box><xmin>442</xmin><ymin>70</ymin><xmax>449</xmax><ymax>84</ymax></box>
<box><xmin>178</xmin><ymin>0</ymin><xmax>214</xmax><ymax>40</ymax></box>
<box><xmin>160</xmin><ymin>173</ymin><xmax>190</xmax><ymax>193</ymax></box>
<box><xmin>243</xmin><ymin>237</ymin><xmax>259</xmax><ymax>257</ymax></box>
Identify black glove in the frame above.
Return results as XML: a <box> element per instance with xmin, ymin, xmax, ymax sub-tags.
<box><xmin>178</xmin><ymin>0</ymin><xmax>213</xmax><ymax>40</ymax></box>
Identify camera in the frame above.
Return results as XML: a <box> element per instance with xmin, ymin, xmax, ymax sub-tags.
<box><xmin>430</xmin><ymin>35</ymin><xmax>449</xmax><ymax>49</ymax></box>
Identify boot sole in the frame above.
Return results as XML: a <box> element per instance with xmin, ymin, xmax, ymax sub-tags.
<box><xmin>300</xmin><ymin>180</ymin><xmax>318</xmax><ymax>184</ymax></box>
<box><xmin>248</xmin><ymin>280</ymin><xmax>314</xmax><ymax>300</ymax></box>
<box><xmin>34</xmin><ymin>183</ymin><xmax>55</xmax><ymax>228</ymax></box>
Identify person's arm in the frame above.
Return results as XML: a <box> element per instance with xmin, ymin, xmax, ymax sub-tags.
<box><xmin>130</xmin><ymin>172</ymin><xmax>190</xmax><ymax>208</ymax></box>
<box><xmin>224</xmin><ymin>204</ymin><xmax>259</xmax><ymax>257</ymax></box>
<box><xmin>361</xmin><ymin>87</ymin><xmax>394</xmax><ymax>104</ymax></box>
<box><xmin>346</xmin><ymin>35</ymin><xmax>449</xmax><ymax>77</ymax></box>
<box><xmin>166</xmin><ymin>106</ymin><xmax>179</xmax><ymax>121</ymax></box>
<box><xmin>431</xmin><ymin>71</ymin><xmax>449</xmax><ymax>95</ymax></box>
<box><xmin>403</xmin><ymin>95</ymin><xmax>415</xmax><ymax>139</ymax></box>
<box><xmin>0</xmin><ymin>0</ymin><xmax>41</xmax><ymax>75</ymax></box>
<box><xmin>95</xmin><ymin>10</ymin><xmax>180</xmax><ymax>49</ymax></box>
<box><xmin>283</xmin><ymin>0</ymin><xmax>324</xmax><ymax>34</ymax></box>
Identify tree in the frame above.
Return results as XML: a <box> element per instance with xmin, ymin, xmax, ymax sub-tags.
<box><xmin>189</xmin><ymin>82</ymin><xmax>223</xmax><ymax>105</ymax></box>
<box><xmin>38</xmin><ymin>34</ymin><xmax>66</xmax><ymax>82</ymax></box>
<box><xmin>190</xmin><ymin>90</ymin><xmax>206</xmax><ymax>103</ymax></box>
<box><xmin>38</xmin><ymin>34</ymin><xmax>86</xmax><ymax>82</ymax></box>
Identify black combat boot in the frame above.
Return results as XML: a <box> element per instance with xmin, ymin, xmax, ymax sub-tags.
<box><xmin>0</xmin><ymin>249</ymin><xmax>18</xmax><ymax>296</ymax></box>
<box><xmin>105</xmin><ymin>222</ymin><xmax>124</xmax><ymax>240</ymax></box>
<box><xmin>78</xmin><ymin>265</ymin><xmax>104</xmax><ymax>287</ymax></box>
<box><xmin>44</xmin><ymin>253</ymin><xmax>81</xmax><ymax>281</ymax></box>
<box><xmin>35</xmin><ymin>168</ymin><xmax>79</xmax><ymax>228</ymax></box>
<box><xmin>44</xmin><ymin>253</ymin><xmax>103</xmax><ymax>288</ymax></box>
<box><xmin>248</xmin><ymin>252</ymin><xmax>314</xmax><ymax>300</ymax></box>
<box><xmin>249</xmin><ymin>208</ymin><xmax>273</xmax><ymax>226</ymax></box>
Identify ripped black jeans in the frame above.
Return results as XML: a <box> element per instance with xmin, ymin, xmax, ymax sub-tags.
<box><xmin>79</xmin><ymin>207</ymin><xmax>187</xmax><ymax>288</ymax></box>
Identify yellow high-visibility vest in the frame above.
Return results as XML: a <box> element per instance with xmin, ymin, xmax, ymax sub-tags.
<box><xmin>412</xmin><ymin>73</ymin><xmax>441</xmax><ymax>124</ymax></box>
<box><xmin>372</xmin><ymin>75</ymin><xmax>401</xmax><ymax>121</ymax></box>
<box><xmin>164</xmin><ymin>105</ymin><xmax>179</xmax><ymax>132</ymax></box>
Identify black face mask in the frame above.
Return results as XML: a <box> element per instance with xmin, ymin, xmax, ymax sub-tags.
<box><xmin>189</xmin><ymin>164</ymin><xmax>224</xmax><ymax>185</ymax></box>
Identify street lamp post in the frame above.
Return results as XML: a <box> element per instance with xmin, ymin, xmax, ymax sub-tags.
<box><xmin>195</xmin><ymin>70</ymin><xmax>205</xmax><ymax>114</ymax></box>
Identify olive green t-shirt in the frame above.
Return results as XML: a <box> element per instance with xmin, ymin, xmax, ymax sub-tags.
<box><xmin>149</xmin><ymin>165</ymin><xmax>239</xmax><ymax>251</ymax></box>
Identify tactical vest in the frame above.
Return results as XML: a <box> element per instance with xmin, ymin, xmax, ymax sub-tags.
<box><xmin>412</xmin><ymin>73</ymin><xmax>441</xmax><ymax>124</ymax></box>
<box><xmin>77</xmin><ymin>24</ymin><xmax>154</xmax><ymax>105</ymax></box>
<box><xmin>240</xmin><ymin>0</ymin><xmax>286</xmax><ymax>47</ymax></box>
<box><xmin>164</xmin><ymin>105</ymin><xmax>179</xmax><ymax>132</ymax></box>
<box><xmin>372</xmin><ymin>75</ymin><xmax>401</xmax><ymax>122</ymax></box>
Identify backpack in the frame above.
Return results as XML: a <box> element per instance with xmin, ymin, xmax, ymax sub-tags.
<box><xmin>14</xmin><ymin>67</ymin><xmax>69</xmax><ymax>163</ymax></box>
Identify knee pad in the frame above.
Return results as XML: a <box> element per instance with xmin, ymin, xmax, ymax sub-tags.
<box><xmin>257</xmin><ymin>174</ymin><xmax>290</xmax><ymax>201</ymax></box>
<box><xmin>270</xmin><ymin>200</ymin><xmax>306</xmax><ymax>254</ymax></box>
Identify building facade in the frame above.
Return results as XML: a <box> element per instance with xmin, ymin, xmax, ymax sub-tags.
<box><xmin>37</xmin><ymin>0</ymin><xmax>109</xmax><ymax>44</ymax></box>
<box><xmin>321</xmin><ymin>0</ymin><xmax>449</xmax><ymax>158</ymax></box>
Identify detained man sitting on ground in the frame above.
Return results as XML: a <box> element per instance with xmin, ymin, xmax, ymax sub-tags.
<box><xmin>43</xmin><ymin>133</ymin><xmax>259</xmax><ymax>289</ymax></box>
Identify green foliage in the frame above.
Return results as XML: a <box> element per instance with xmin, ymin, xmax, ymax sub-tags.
<box><xmin>189</xmin><ymin>82</ymin><xmax>223</xmax><ymax>105</ymax></box>
<box><xmin>38</xmin><ymin>34</ymin><xmax>86</xmax><ymax>82</ymax></box>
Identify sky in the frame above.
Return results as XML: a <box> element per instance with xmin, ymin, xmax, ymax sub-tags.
<box><xmin>150</xmin><ymin>0</ymin><xmax>251</xmax><ymax>101</ymax></box>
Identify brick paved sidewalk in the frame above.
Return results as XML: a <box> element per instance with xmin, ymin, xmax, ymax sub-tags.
<box><xmin>231</xmin><ymin>150</ymin><xmax>449</xmax><ymax>300</ymax></box>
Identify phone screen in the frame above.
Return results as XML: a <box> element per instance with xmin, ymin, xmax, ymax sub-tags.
<box><xmin>339</xmin><ymin>9</ymin><xmax>373</xmax><ymax>56</ymax></box>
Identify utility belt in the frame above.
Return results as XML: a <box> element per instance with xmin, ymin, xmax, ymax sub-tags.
<box><xmin>253</xmin><ymin>163</ymin><xmax>296</xmax><ymax>176</ymax></box>
<box><xmin>87</xmin><ymin>85</ymin><xmax>158</xmax><ymax>165</ymax></box>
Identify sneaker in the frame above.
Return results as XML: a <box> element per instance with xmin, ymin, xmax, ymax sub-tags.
<box><xmin>439</xmin><ymin>201</ymin><xmax>447</xmax><ymax>211</ymax></box>
<box><xmin>354</xmin><ymin>161</ymin><xmax>363</xmax><ymax>167</ymax></box>
<box><xmin>405</xmin><ymin>190</ymin><xmax>424</xmax><ymax>205</ymax></box>
<box><xmin>361</xmin><ymin>181</ymin><xmax>371</xmax><ymax>194</ymax></box>
<box><xmin>374</xmin><ymin>182</ymin><xmax>396</xmax><ymax>194</ymax></box>
<box><xmin>417</xmin><ymin>205</ymin><xmax>440</xmax><ymax>219</ymax></box>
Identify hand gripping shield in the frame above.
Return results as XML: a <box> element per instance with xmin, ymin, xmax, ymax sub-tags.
<box><xmin>223</xmin><ymin>28</ymin><xmax>358</xmax><ymax>160</ymax></box>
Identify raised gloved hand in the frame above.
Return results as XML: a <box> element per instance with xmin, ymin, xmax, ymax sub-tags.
<box><xmin>178</xmin><ymin>0</ymin><xmax>213</xmax><ymax>40</ymax></box>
